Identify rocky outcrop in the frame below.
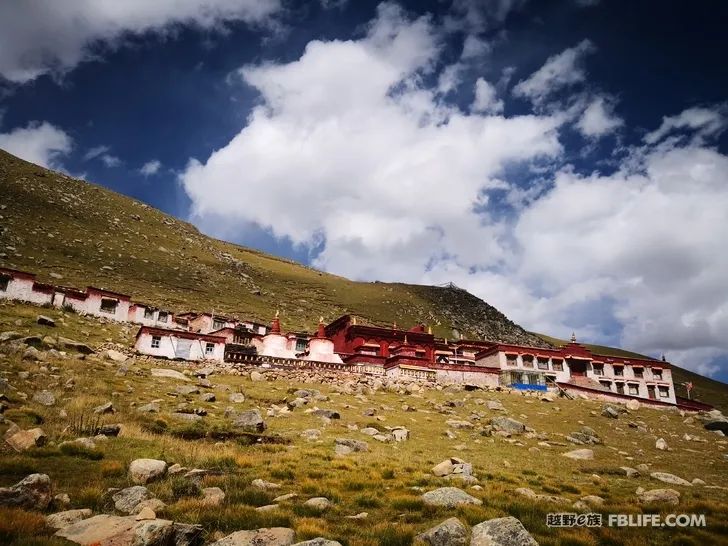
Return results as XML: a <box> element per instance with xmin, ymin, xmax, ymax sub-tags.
<box><xmin>55</xmin><ymin>514</ymin><xmax>174</xmax><ymax>546</ymax></box>
<box><xmin>421</xmin><ymin>487</ymin><xmax>482</xmax><ymax>508</ymax></box>
<box><xmin>0</xmin><ymin>473</ymin><xmax>52</xmax><ymax>510</ymax></box>
<box><xmin>415</xmin><ymin>517</ymin><xmax>468</xmax><ymax>546</ymax></box>
<box><xmin>470</xmin><ymin>516</ymin><xmax>538</xmax><ymax>546</ymax></box>
<box><xmin>129</xmin><ymin>459</ymin><xmax>167</xmax><ymax>484</ymax></box>
<box><xmin>209</xmin><ymin>527</ymin><xmax>295</xmax><ymax>546</ymax></box>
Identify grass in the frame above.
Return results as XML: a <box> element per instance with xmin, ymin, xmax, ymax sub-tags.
<box><xmin>1</xmin><ymin>300</ymin><xmax>728</xmax><ymax>545</ymax></box>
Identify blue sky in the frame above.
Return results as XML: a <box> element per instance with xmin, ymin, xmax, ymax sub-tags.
<box><xmin>1</xmin><ymin>0</ymin><xmax>727</xmax><ymax>381</ymax></box>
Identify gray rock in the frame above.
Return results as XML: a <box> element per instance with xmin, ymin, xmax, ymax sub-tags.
<box><xmin>471</xmin><ymin>516</ymin><xmax>538</xmax><ymax>546</ymax></box>
<box><xmin>702</xmin><ymin>418</ymin><xmax>728</xmax><ymax>434</ymax></box>
<box><xmin>93</xmin><ymin>402</ymin><xmax>114</xmax><ymax>414</ymax></box>
<box><xmin>106</xmin><ymin>349</ymin><xmax>128</xmax><ymax>362</ymax></box>
<box><xmin>129</xmin><ymin>459</ymin><xmax>167</xmax><ymax>484</ymax></box>
<box><xmin>5</xmin><ymin>426</ymin><xmax>47</xmax><ymax>451</ymax></box>
<box><xmin>112</xmin><ymin>485</ymin><xmax>152</xmax><ymax>514</ymax></box>
<box><xmin>209</xmin><ymin>527</ymin><xmax>295</xmax><ymax>546</ymax></box>
<box><xmin>56</xmin><ymin>337</ymin><xmax>95</xmax><ymax>354</ymax></box>
<box><xmin>650</xmin><ymin>472</ymin><xmax>692</xmax><ymax>487</ymax></box>
<box><xmin>638</xmin><ymin>488</ymin><xmax>680</xmax><ymax>505</ymax></box>
<box><xmin>562</xmin><ymin>448</ymin><xmax>594</xmax><ymax>460</ymax></box>
<box><xmin>33</xmin><ymin>390</ymin><xmax>56</xmax><ymax>406</ymax></box>
<box><xmin>334</xmin><ymin>438</ymin><xmax>368</xmax><ymax>454</ymax></box>
<box><xmin>176</xmin><ymin>385</ymin><xmax>201</xmax><ymax>396</ymax></box>
<box><xmin>251</xmin><ymin>479</ymin><xmax>282</xmax><ymax>490</ymax></box>
<box><xmin>620</xmin><ymin>466</ymin><xmax>640</xmax><ymax>478</ymax></box>
<box><xmin>292</xmin><ymin>539</ymin><xmax>342</xmax><ymax>546</ymax></box>
<box><xmin>202</xmin><ymin>487</ymin><xmax>225</xmax><ymax>506</ymax></box>
<box><xmin>151</xmin><ymin>368</ymin><xmax>189</xmax><ymax>381</ymax></box>
<box><xmin>602</xmin><ymin>405</ymin><xmax>619</xmax><ymax>419</ymax></box>
<box><xmin>46</xmin><ymin>509</ymin><xmax>93</xmax><ymax>530</ymax></box>
<box><xmin>232</xmin><ymin>409</ymin><xmax>266</xmax><ymax>432</ymax></box>
<box><xmin>432</xmin><ymin>457</ymin><xmax>472</xmax><ymax>478</ymax></box>
<box><xmin>37</xmin><ymin>315</ymin><xmax>56</xmax><ymax>327</ymax></box>
<box><xmin>200</xmin><ymin>392</ymin><xmax>216</xmax><ymax>402</ymax></box>
<box><xmin>56</xmin><ymin>514</ymin><xmax>174</xmax><ymax>546</ymax></box>
<box><xmin>312</xmin><ymin>409</ymin><xmax>340</xmax><ymax>419</ymax></box>
<box><xmin>137</xmin><ymin>402</ymin><xmax>160</xmax><ymax>413</ymax></box>
<box><xmin>415</xmin><ymin>517</ymin><xmax>468</xmax><ymax>546</ymax></box>
<box><xmin>173</xmin><ymin>522</ymin><xmax>205</xmax><ymax>546</ymax></box>
<box><xmin>304</xmin><ymin>497</ymin><xmax>332</xmax><ymax>511</ymax></box>
<box><xmin>0</xmin><ymin>473</ymin><xmax>52</xmax><ymax>510</ymax></box>
<box><xmin>301</xmin><ymin>429</ymin><xmax>321</xmax><ymax>441</ymax></box>
<box><xmin>421</xmin><ymin>487</ymin><xmax>482</xmax><ymax>508</ymax></box>
<box><xmin>489</xmin><ymin>416</ymin><xmax>526</xmax><ymax>434</ymax></box>
<box><xmin>655</xmin><ymin>438</ymin><xmax>668</xmax><ymax>451</ymax></box>
<box><xmin>229</xmin><ymin>392</ymin><xmax>246</xmax><ymax>403</ymax></box>
<box><xmin>250</xmin><ymin>371</ymin><xmax>265</xmax><ymax>382</ymax></box>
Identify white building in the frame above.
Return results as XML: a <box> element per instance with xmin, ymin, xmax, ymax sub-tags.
<box><xmin>0</xmin><ymin>268</ymin><xmax>54</xmax><ymax>305</ymax></box>
<box><xmin>134</xmin><ymin>326</ymin><xmax>225</xmax><ymax>362</ymax></box>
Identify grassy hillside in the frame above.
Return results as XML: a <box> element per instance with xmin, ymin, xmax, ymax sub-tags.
<box><xmin>0</xmin><ymin>149</ymin><xmax>544</xmax><ymax>347</ymax></box>
<box><xmin>535</xmin><ymin>334</ymin><xmax>728</xmax><ymax>413</ymax></box>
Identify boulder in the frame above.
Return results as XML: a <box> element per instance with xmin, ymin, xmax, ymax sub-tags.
<box><xmin>37</xmin><ymin>315</ymin><xmax>56</xmax><ymax>327</ymax></box>
<box><xmin>421</xmin><ymin>487</ymin><xmax>482</xmax><ymax>508</ymax></box>
<box><xmin>151</xmin><ymin>368</ymin><xmax>189</xmax><ymax>381</ymax></box>
<box><xmin>489</xmin><ymin>416</ymin><xmax>526</xmax><ymax>434</ymax></box>
<box><xmin>655</xmin><ymin>438</ymin><xmax>668</xmax><ymax>451</ymax></box>
<box><xmin>55</xmin><ymin>514</ymin><xmax>174</xmax><ymax>546</ymax></box>
<box><xmin>432</xmin><ymin>457</ymin><xmax>472</xmax><ymax>478</ymax></box>
<box><xmin>620</xmin><ymin>466</ymin><xmax>640</xmax><ymax>478</ymax></box>
<box><xmin>626</xmin><ymin>399</ymin><xmax>641</xmax><ymax>411</ymax></box>
<box><xmin>250</xmin><ymin>371</ymin><xmax>265</xmax><ymax>381</ymax></box>
<box><xmin>177</xmin><ymin>385</ymin><xmax>200</xmax><ymax>396</ymax></box>
<box><xmin>304</xmin><ymin>497</ymin><xmax>332</xmax><ymax>511</ymax></box>
<box><xmin>562</xmin><ymin>449</ymin><xmax>594</xmax><ymax>460</ymax></box>
<box><xmin>173</xmin><ymin>523</ymin><xmax>205</xmax><ymax>546</ymax></box>
<box><xmin>46</xmin><ymin>509</ymin><xmax>93</xmax><ymax>530</ymax></box>
<box><xmin>32</xmin><ymin>390</ymin><xmax>56</xmax><ymax>406</ymax></box>
<box><xmin>0</xmin><ymin>473</ymin><xmax>52</xmax><ymax>510</ymax></box>
<box><xmin>106</xmin><ymin>349</ymin><xmax>128</xmax><ymax>363</ymax></box>
<box><xmin>471</xmin><ymin>516</ymin><xmax>538</xmax><ymax>546</ymax></box>
<box><xmin>200</xmin><ymin>393</ymin><xmax>216</xmax><ymax>402</ymax></box>
<box><xmin>650</xmin><ymin>472</ymin><xmax>692</xmax><ymax>487</ymax></box>
<box><xmin>602</xmin><ymin>405</ymin><xmax>619</xmax><ymax>419</ymax></box>
<box><xmin>232</xmin><ymin>409</ymin><xmax>267</xmax><ymax>432</ymax></box>
<box><xmin>94</xmin><ymin>402</ymin><xmax>115</xmax><ymax>414</ymax></box>
<box><xmin>5</xmin><ymin>427</ymin><xmax>47</xmax><ymax>451</ymax></box>
<box><xmin>112</xmin><ymin>486</ymin><xmax>153</xmax><ymax>514</ymax></box>
<box><xmin>334</xmin><ymin>438</ymin><xmax>368</xmax><ymax>454</ymax></box>
<box><xmin>57</xmin><ymin>337</ymin><xmax>95</xmax><ymax>354</ymax></box>
<box><xmin>392</xmin><ymin>427</ymin><xmax>410</xmax><ymax>442</ymax></box>
<box><xmin>702</xmin><ymin>418</ymin><xmax>728</xmax><ymax>434</ymax></box>
<box><xmin>229</xmin><ymin>393</ymin><xmax>246</xmax><ymax>403</ymax></box>
<box><xmin>137</xmin><ymin>402</ymin><xmax>160</xmax><ymax>413</ymax></box>
<box><xmin>312</xmin><ymin>409</ymin><xmax>340</xmax><ymax>420</ymax></box>
<box><xmin>487</xmin><ymin>400</ymin><xmax>506</xmax><ymax>411</ymax></box>
<box><xmin>129</xmin><ymin>459</ymin><xmax>167</xmax><ymax>484</ymax></box>
<box><xmin>251</xmin><ymin>479</ymin><xmax>281</xmax><ymax>490</ymax></box>
<box><xmin>638</xmin><ymin>488</ymin><xmax>680</xmax><ymax>505</ymax></box>
<box><xmin>209</xmin><ymin>527</ymin><xmax>295</xmax><ymax>546</ymax></box>
<box><xmin>415</xmin><ymin>517</ymin><xmax>468</xmax><ymax>546</ymax></box>
<box><xmin>202</xmin><ymin>487</ymin><xmax>226</xmax><ymax>506</ymax></box>
<box><xmin>292</xmin><ymin>540</ymin><xmax>341</xmax><ymax>546</ymax></box>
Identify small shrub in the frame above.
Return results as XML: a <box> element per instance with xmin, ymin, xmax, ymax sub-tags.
<box><xmin>139</xmin><ymin>418</ymin><xmax>168</xmax><ymax>435</ymax></box>
<box><xmin>270</xmin><ymin>468</ymin><xmax>295</xmax><ymax>481</ymax></box>
<box><xmin>375</xmin><ymin>524</ymin><xmax>415</xmax><ymax>546</ymax></box>
<box><xmin>59</xmin><ymin>443</ymin><xmax>103</xmax><ymax>460</ymax></box>
<box><xmin>170</xmin><ymin>477</ymin><xmax>202</xmax><ymax>499</ymax></box>
<box><xmin>354</xmin><ymin>493</ymin><xmax>381</xmax><ymax>508</ymax></box>
<box><xmin>381</xmin><ymin>468</ymin><xmax>396</xmax><ymax>480</ymax></box>
<box><xmin>560</xmin><ymin>484</ymin><xmax>581</xmax><ymax>494</ymax></box>
<box><xmin>170</xmin><ymin>422</ymin><xmax>207</xmax><ymax>440</ymax></box>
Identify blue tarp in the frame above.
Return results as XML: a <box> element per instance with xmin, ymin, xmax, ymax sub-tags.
<box><xmin>510</xmin><ymin>383</ymin><xmax>548</xmax><ymax>391</ymax></box>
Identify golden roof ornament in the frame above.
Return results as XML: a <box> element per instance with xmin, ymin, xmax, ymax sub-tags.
<box><xmin>571</xmin><ymin>332</ymin><xmax>577</xmax><ymax>343</ymax></box>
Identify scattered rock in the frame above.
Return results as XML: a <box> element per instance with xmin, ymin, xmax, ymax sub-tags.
<box><xmin>562</xmin><ymin>449</ymin><xmax>594</xmax><ymax>460</ymax></box>
<box><xmin>421</xmin><ymin>487</ymin><xmax>482</xmax><ymax>508</ymax></box>
<box><xmin>5</xmin><ymin>426</ymin><xmax>47</xmax><ymax>451</ymax></box>
<box><xmin>151</xmin><ymin>368</ymin><xmax>189</xmax><ymax>381</ymax></box>
<box><xmin>415</xmin><ymin>517</ymin><xmax>468</xmax><ymax>546</ymax></box>
<box><xmin>94</xmin><ymin>402</ymin><xmax>115</xmax><ymax>414</ymax></box>
<box><xmin>471</xmin><ymin>516</ymin><xmax>538</xmax><ymax>546</ymax></box>
<box><xmin>489</xmin><ymin>416</ymin><xmax>526</xmax><ymax>434</ymax></box>
<box><xmin>304</xmin><ymin>497</ymin><xmax>332</xmax><ymax>511</ymax></box>
<box><xmin>626</xmin><ymin>399</ymin><xmax>640</xmax><ymax>411</ymax></box>
<box><xmin>252</xmin><ymin>479</ymin><xmax>281</xmax><ymax>490</ymax></box>
<box><xmin>129</xmin><ymin>459</ymin><xmax>167</xmax><ymax>484</ymax></box>
<box><xmin>106</xmin><ymin>349</ymin><xmax>128</xmax><ymax>363</ymax></box>
<box><xmin>202</xmin><ymin>487</ymin><xmax>225</xmax><ymax>506</ymax></box>
<box><xmin>209</xmin><ymin>527</ymin><xmax>295</xmax><ymax>546</ymax></box>
<box><xmin>56</xmin><ymin>514</ymin><xmax>174</xmax><ymax>546</ymax></box>
<box><xmin>334</xmin><ymin>438</ymin><xmax>368</xmax><ymax>454</ymax></box>
<box><xmin>291</xmin><ymin>540</ymin><xmax>342</xmax><ymax>546</ymax></box>
<box><xmin>620</xmin><ymin>466</ymin><xmax>640</xmax><ymax>478</ymax></box>
<box><xmin>650</xmin><ymin>472</ymin><xmax>692</xmax><ymax>487</ymax></box>
<box><xmin>638</xmin><ymin>488</ymin><xmax>680</xmax><ymax>505</ymax></box>
<box><xmin>312</xmin><ymin>409</ymin><xmax>340</xmax><ymax>420</ymax></box>
<box><xmin>229</xmin><ymin>392</ymin><xmax>246</xmax><ymax>403</ymax></box>
<box><xmin>232</xmin><ymin>409</ymin><xmax>266</xmax><ymax>432</ymax></box>
<box><xmin>112</xmin><ymin>486</ymin><xmax>153</xmax><ymax>514</ymax></box>
<box><xmin>656</xmin><ymin>438</ymin><xmax>668</xmax><ymax>451</ymax></box>
<box><xmin>602</xmin><ymin>405</ymin><xmax>619</xmax><ymax>419</ymax></box>
<box><xmin>0</xmin><ymin>473</ymin><xmax>52</xmax><ymax>510</ymax></box>
<box><xmin>250</xmin><ymin>371</ymin><xmax>265</xmax><ymax>382</ymax></box>
<box><xmin>46</xmin><ymin>509</ymin><xmax>93</xmax><ymax>530</ymax></box>
<box><xmin>301</xmin><ymin>429</ymin><xmax>321</xmax><ymax>441</ymax></box>
<box><xmin>32</xmin><ymin>390</ymin><xmax>56</xmax><ymax>406</ymax></box>
<box><xmin>37</xmin><ymin>315</ymin><xmax>56</xmax><ymax>327</ymax></box>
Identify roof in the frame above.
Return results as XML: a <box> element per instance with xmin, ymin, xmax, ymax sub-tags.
<box><xmin>87</xmin><ymin>286</ymin><xmax>131</xmax><ymax>300</ymax></box>
<box><xmin>136</xmin><ymin>326</ymin><xmax>226</xmax><ymax>343</ymax></box>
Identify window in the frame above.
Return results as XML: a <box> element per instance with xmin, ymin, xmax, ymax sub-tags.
<box><xmin>295</xmin><ymin>338</ymin><xmax>308</xmax><ymax>352</ymax></box>
<box><xmin>658</xmin><ymin>386</ymin><xmax>670</xmax><ymax>398</ymax></box>
<box><xmin>599</xmin><ymin>380</ymin><xmax>612</xmax><ymax>390</ymax></box>
<box><xmin>158</xmin><ymin>311</ymin><xmax>168</xmax><ymax>323</ymax></box>
<box><xmin>633</xmin><ymin>367</ymin><xmax>644</xmax><ymax>378</ymax></box>
<box><xmin>100</xmin><ymin>298</ymin><xmax>118</xmax><ymax>314</ymax></box>
<box><xmin>506</xmin><ymin>355</ymin><xmax>517</xmax><ymax>366</ymax></box>
<box><xmin>552</xmin><ymin>359</ymin><xmax>563</xmax><ymax>371</ymax></box>
<box><xmin>652</xmin><ymin>368</ymin><xmax>663</xmax><ymax>380</ymax></box>
<box><xmin>212</xmin><ymin>319</ymin><xmax>225</xmax><ymax>330</ymax></box>
<box><xmin>593</xmin><ymin>364</ymin><xmax>604</xmax><ymax>375</ymax></box>
<box><xmin>537</xmin><ymin>358</ymin><xmax>549</xmax><ymax>370</ymax></box>
<box><xmin>613</xmin><ymin>366</ymin><xmax>624</xmax><ymax>377</ymax></box>
<box><xmin>144</xmin><ymin>307</ymin><xmax>154</xmax><ymax>319</ymax></box>
<box><xmin>522</xmin><ymin>355</ymin><xmax>534</xmax><ymax>368</ymax></box>
<box><xmin>0</xmin><ymin>275</ymin><xmax>10</xmax><ymax>291</ymax></box>
<box><xmin>205</xmin><ymin>342</ymin><xmax>215</xmax><ymax>355</ymax></box>
<box><xmin>615</xmin><ymin>382</ymin><xmax>625</xmax><ymax>394</ymax></box>
<box><xmin>151</xmin><ymin>335</ymin><xmax>161</xmax><ymax>348</ymax></box>
<box><xmin>628</xmin><ymin>384</ymin><xmax>639</xmax><ymax>396</ymax></box>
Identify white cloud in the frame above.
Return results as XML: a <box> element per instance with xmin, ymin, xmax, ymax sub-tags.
<box><xmin>576</xmin><ymin>95</ymin><xmax>623</xmax><ymax>137</ymax></box>
<box><xmin>181</xmin><ymin>1</ymin><xmax>561</xmax><ymax>281</ymax></box>
<box><xmin>513</xmin><ymin>39</ymin><xmax>595</xmax><ymax>104</ymax></box>
<box><xmin>0</xmin><ymin>121</ymin><xmax>72</xmax><ymax>168</ymax></box>
<box><xmin>644</xmin><ymin>106</ymin><xmax>726</xmax><ymax>144</ymax></box>
<box><xmin>0</xmin><ymin>0</ymin><xmax>283</xmax><ymax>84</ymax></box>
<box><xmin>100</xmin><ymin>154</ymin><xmax>122</xmax><ymax>167</ymax></box>
<box><xmin>83</xmin><ymin>144</ymin><xmax>121</xmax><ymax>167</ymax></box>
<box><xmin>471</xmin><ymin>78</ymin><xmax>504</xmax><ymax>114</ymax></box>
<box><xmin>140</xmin><ymin>159</ymin><xmax>162</xmax><ymax>176</ymax></box>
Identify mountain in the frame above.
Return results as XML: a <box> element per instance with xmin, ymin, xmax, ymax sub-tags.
<box><xmin>0</xmin><ymin>149</ymin><xmax>545</xmax><ymax>347</ymax></box>
<box><xmin>1</xmin><ymin>149</ymin><xmax>725</xmax><ymax>410</ymax></box>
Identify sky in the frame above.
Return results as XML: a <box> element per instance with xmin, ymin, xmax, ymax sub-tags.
<box><xmin>1</xmin><ymin>0</ymin><xmax>727</xmax><ymax>381</ymax></box>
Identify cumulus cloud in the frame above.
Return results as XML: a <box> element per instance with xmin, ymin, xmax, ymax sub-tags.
<box><xmin>0</xmin><ymin>121</ymin><xmax>72</xmax><ymax>168</ymax></box>
<box><xmin>180</xmin><ymin>4</ymin><xmax>728</xmax><ymax>377</ymax></box>
<box><xmin>140</xmin><ymin>159</ymin><xmax>162</xmax><ymax>176</ymax></box>
<box><xmin>644</xmin><ymin>106</ymin><xmax>726</xmax><ymax>144</ymax></box>
<box><xmin>0</xmin><ymin>0</ymin><xmax>283</xmax><ymax>83</ymax></box>
<box><xmin>576</xmin><ymin>95</ymin><xmax>623</xmax><ymax>137</ymax></box>
<box><xmin>83</xmin><ymin>145</ymin><xmax>121</xmax><ymax>167</ymax></box>
<box><xmin>513</xmin><ymin>39</ymin><xmax>595</xmax><ymax>104</ymax></box>
<box><xmin>181</xmin><ymin>2</ymin><xmax>561</xmax><ymax>282</ymax></box>
<box><xmin>471</xmin><ymin>78</ymin><xmax>504</xmax><ymax>114</ymax></box>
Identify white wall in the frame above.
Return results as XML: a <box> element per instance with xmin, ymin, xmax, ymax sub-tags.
<box><xmin>0</xmin><ymin>276</ymin><xmax>53</xmax><ymax>305</ymax></box>
<box><xmin>135</xmin><ymin>331</ymin><xmax>224</xmax><ymax>362</ymax></box>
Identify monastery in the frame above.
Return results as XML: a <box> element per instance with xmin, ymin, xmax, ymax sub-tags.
<box><xmin>0</xmin><ymin>266</ymin><xmax>693</xmax><ymax>409</ymax></box>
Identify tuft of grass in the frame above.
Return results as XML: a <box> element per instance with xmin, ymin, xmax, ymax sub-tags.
<box><xmin>170</xmin><ymin>476</ymin><xmax>202</xmax><ymax>499</ymax></box>
<box><xmin>59</xmin><ymin>443</ymin><xmax>103</xmax><ymax>460</ymax></box>
<box><xmin>0</xmin><ymin>507</ymin><xmax>50</xmax><ymax>543</ymax></box>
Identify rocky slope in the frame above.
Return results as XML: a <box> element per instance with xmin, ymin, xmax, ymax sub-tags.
<box><xmin>0</xmin><ymin>149</ymin><xmax>547</xmax><ymax>347</ymax></box>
